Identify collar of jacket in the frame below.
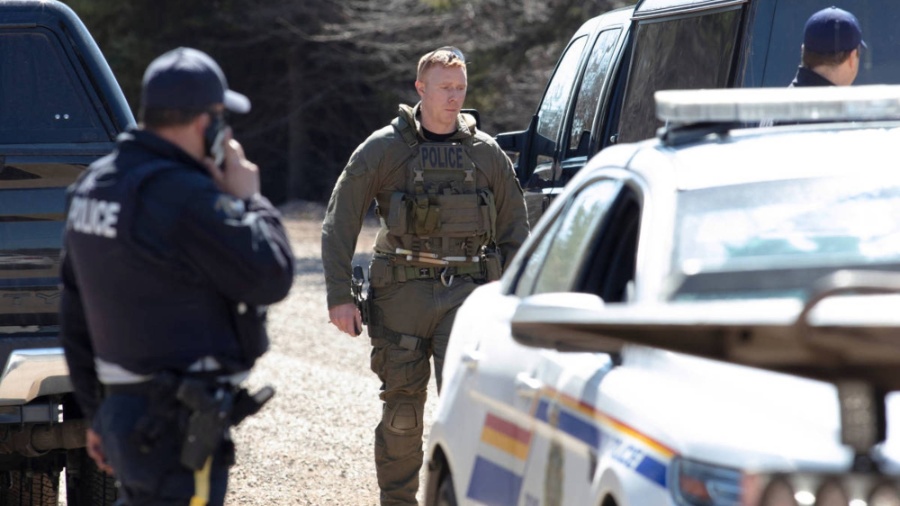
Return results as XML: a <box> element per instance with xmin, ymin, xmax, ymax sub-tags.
<box><xmin>115</xmin><ymin>127</ymin><xmax>210</xmax><ymax>174</ymax></box>
<box><xmin>791</xmin><ymin>66</ymin><xmax>836</xmax><ymax>87</ymax></box>
<box><xmin>397</xmin><ymin>102</ymin><xmax>477</xmax><ymax>142</ymax></box>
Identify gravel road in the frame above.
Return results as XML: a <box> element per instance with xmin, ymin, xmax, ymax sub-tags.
<box><xmin>225</xmin><ymin>202</ymin><xmax>439</xmax><ymax>505</ymax></box>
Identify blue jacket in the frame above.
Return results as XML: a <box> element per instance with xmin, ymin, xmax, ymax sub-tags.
<box><xmin>60</xmin><ymin>128</ymin><xmax>295</xmax><ymax>420</ymax></box>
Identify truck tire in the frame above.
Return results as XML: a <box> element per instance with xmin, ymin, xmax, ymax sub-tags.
<box><xmin>65</xmin><ymin>448</ymin><xmax>118</xmax><ymax>506</ymax></box>
<box><xmin>1</xmin><ymin>468</ymin><xmax>59</xmax><ymax>506</ymax></box>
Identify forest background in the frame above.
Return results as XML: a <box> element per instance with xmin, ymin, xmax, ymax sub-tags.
<box><xmin>62</xmin><ymin>0</ymin><xmax>627</xmax><ymax>205</ymax></box>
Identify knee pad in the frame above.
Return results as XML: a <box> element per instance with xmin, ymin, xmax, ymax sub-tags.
<box><xmin>382</xmin><ymin>401</ymin><xmax>423</xmax><ymax>437</ymax></box>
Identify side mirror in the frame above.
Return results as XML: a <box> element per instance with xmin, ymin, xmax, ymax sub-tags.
<box><xmin>510</xmin><ymin>292</ymin><xmax>624</xmax><ymax>353</ymax></box>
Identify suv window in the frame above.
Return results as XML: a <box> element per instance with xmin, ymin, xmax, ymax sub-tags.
<box><xmin>0</xmin><ymin>29</ymin><xmax>103</xmax><ymax>144</ymax></box>
<box><xmin>618</xmin><ymin>7</ymin><xmax>741</xmax><ymax>143</ymax></box>
<box><xmin>568</xmin><ymin>28</ymin><xmax>622</xmax><ymax>153</ymax></box>
<box><xmin>0</xmin><ymin>162</ymin><xmax>82</xmax><ymax>326</ymax></box>
<box><xmin>515</xmin><ymin>179</ymin><xmax>622</xmax><ymax>297</ymax></box>
<box><xmin>534</xmin><ymin>35</ymin><xmax>590</xmax><ymax>167</ymax></box>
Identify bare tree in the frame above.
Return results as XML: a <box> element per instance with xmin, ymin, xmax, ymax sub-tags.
<box><xmin>65</xmin><ymin>0</ymin><xmax>628</xmax><ymax>203</ymax></box>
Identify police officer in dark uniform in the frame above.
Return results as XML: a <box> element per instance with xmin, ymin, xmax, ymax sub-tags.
<box><xmin>60</xmin><ymin>47</ymin><xmax>295</xmax><ymax>506</ymax></box>
<box><xmin>791</xmin><ymin>6</ymin><xmax>865</xmax><ymax>87</ymax></box>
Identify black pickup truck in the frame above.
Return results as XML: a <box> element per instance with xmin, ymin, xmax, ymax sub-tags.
<box><xmin>0</xmin><ymin>1</ymin><xmax>132</xmax><ymax>504</ymax></box>
<box><xmin>501</xmin><ymin>0</ymin><xmax>900</xmax><ymax>223</ymax></box>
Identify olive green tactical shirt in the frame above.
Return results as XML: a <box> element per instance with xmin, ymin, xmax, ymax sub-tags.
<box><xmin>322</xmin><ymin>103</ymin><xmax>529</xmax><ymax>309</ymax></box>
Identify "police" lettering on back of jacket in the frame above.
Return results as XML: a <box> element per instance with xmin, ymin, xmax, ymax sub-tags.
<box><xmin>67</xmin><ymin>196</ymin><xmax>120</xmax><ymax>238</ymax></box>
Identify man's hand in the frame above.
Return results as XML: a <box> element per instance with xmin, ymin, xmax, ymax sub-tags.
<box><xmin>203</xmin><ymin>128</ymin><xmax>261</xmax><ymax>200</ymax></box>
<box><xmin>329</xmin><ymin>303</ymin><xmax>363</xmax><ymax>337</ymax></box>
<box><xmin>86</xmin><ymin>428</ymin><xmax>115</xmax><ymax>475</ymax></box>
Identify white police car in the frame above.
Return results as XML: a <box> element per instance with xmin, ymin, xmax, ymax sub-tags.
<box><xmin>424</xmin><ymin>86</ymin><xmax>900</xmax><ymax>506</ymax></box>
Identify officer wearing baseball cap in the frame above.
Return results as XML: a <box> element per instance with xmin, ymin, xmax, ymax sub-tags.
<box><xmin>61</xmin><ymin>47</ymin><xmax>295</xmax><ymax>505</ymax></box>
<box><xmin>792</xmin><ymin>6</ymin><xmax>866</xmax><ymax>87</ymax></box>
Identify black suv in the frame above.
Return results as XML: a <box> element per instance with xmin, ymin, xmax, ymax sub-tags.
<box><xmin>500</xmin><ymin>0</ymin><xmax>900</xmax><ymax>222</ymax></box>
<box><xmin>0</xmin><ymin>1</ymin><xmax>132</xmax><ymax>504</ymax></box>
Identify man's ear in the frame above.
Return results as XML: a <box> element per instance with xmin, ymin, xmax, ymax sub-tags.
<box><xmin>415</xmin><ymin>80</ymin><xmax>425</xmax><ymax>98</ymax></box>
<box><xmin>195</xmin><ymin>111</ymin><xmax>210</xmax><ymax>131</ymax></box>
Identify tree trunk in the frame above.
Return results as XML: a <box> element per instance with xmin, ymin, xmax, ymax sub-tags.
<box><xmin>287</xmin><ymin>43</ymin><xmax>309</xmax><ymax>201</ymax></box>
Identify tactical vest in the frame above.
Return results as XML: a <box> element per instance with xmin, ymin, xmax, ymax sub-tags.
<box><xmin>377</xmin><ymin>119</ymin><xmax>497</xmax><ymax>261</ymax></box>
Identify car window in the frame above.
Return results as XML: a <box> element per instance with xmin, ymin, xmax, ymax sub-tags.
<box><xmin>579</xmin><ymin>186</ymin><xmax>642</xmax><ymax>302</ymax></box>
<box><xmin>0</xmin><ymin>163</ymin><xmax>83</xmax><ymax>325</ymax></box>
<box><xmin>0</xmin><ymin>29</ymin><xmax>103</xmax><ymax>144</ymax></box>
<box><xmin>534</xmin><ymin>35</ymin><xmax>590</xmax><ymax>164</ymax></box>
<box><xmin>568</xmin><ymin>28</ymin><xmax>622</xmax><ymax>153</ymax></box>
<box><xmin>515</xmin><ymin>179</ymin><xmax>622</xmax><ymax>297</ymax></box>
<box><xmin>617</xmin><ymin>7</ymin><xmax>741</xmax><ymax>143</ymax></box>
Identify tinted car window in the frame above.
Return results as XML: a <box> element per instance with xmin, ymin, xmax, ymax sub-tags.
<box><xmin>535</xmin><ymin>35</ymin><xmax>590</xmax><ymax>155</ymax></box>
<box><xmin>0</xmin><ymin>29</ymin><xmax>103</xmax><ymax>144</ymax></box>
<box><xmin>0</xmin><ymin>163</ymin><xmax>83</xmax><ymax>325</ymax></box>
<box><xmin>762</xmin><ymin>0</ymin><xmax>900</xmax><ymax>86</ymax></box>
<box><xmin>515</xmin><ymin>179</ymin><xmax>622</xmax><ymax>296</ymax></box>
<box><xmin>568</xmin><ymin>28</ymin><xmax>622</xmax><ymax>152</ymax></box>
<box><xmin>618</xmin><ymin>8</ymin><xmax>741</xmax><ymax>143</ymax></box>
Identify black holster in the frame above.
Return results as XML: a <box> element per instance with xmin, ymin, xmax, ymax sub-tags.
<box><xmin>176</xmin><ymin>379</ymin><xmax>275</xmax><ymax>470</ymax></box>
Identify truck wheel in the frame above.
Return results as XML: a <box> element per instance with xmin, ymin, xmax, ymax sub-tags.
<box><xmin>436</xmin><ymin>471</ymin><xmax>458</xmax><ymax>506</ymax></box>
<box><xmin>65</xmin><ymin>448</ymin><xmax>118</xmax><ymax>506</ymax></box>
<box><xmin>0</xmin><ymin>469</ymin><xmax>59</xmax><ymax>506</ymax></box>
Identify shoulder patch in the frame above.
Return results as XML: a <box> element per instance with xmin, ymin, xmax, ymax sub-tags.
<box><xmin>214</xmin><ymin>194</ymin><xmax>246</xmax><ymax>218</ymax></box>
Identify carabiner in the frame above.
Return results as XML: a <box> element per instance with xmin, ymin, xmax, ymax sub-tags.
<box><xmin>440</xmin><ymin>268</ymin><xmax>454</xmax><ymax>287</ymax></box>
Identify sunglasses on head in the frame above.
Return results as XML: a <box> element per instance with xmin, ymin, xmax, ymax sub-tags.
<box><xmin>433</xmin><ymin>46</ymin><xmax>465</xmax><ymax>63</ymax></box>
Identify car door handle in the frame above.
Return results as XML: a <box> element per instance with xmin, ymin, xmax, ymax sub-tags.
<box><xmin>515</xmin><ymin>372</ymin><xmax>543</xmax><ymax>399</ymax></box>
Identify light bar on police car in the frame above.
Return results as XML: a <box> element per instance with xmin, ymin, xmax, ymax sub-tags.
<box><xmin>655</xmin><ymin>85</ymin><xmax>900</xmax><ymax>124</ymax></box>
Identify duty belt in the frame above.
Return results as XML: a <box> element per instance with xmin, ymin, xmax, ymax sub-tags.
<box><xmin>394</xmin><ymin>263</ymin><xmax>483</xmax><ymax>281</ymax></box>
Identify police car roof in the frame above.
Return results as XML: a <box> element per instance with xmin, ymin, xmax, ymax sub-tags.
<box><xmin>575</xmin><ymin>85</ymin><xmax>900</xmax><ymax>193</ymax></box>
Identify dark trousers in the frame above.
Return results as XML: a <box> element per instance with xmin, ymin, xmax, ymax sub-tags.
<box><xmin>369</xmin><ymin>277</ymin><xmax>477</xmax><ymax>505</ymax></box>
<box><xmin>95</xmin><ymin>393</ymin><xmax>232</xmax><ymax>506</ymax></box>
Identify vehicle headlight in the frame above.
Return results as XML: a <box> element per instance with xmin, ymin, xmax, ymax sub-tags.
<box><xmin>670</xmin><ymin>457</ymin><xmax>742</xmax><ymax>506</ymax></box>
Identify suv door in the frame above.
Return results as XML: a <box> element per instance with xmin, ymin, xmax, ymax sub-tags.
<box><xmin>497</xmin><ymin>7</ymin><xmax>632</xmax><ymax>224</ymax></box>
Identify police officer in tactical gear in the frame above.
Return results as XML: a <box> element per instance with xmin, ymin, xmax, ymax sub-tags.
<box><xmin>60</xmin><ymin>47</ymin><xmax>295</xmax><ymax>505</ymax></box>
<box><xmin>322</xmin><ymin>46</ymin><xmax>529</xmax><ymax>505</ymax></box>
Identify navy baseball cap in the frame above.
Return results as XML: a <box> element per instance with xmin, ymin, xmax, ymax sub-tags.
<box><xmin>804</xmin><ymin>6</ymin><xmax>866</xmax><ymax>54</ymax></box>
<box><xmin>141</xmin><ymin>47</ymin><xmax>251</xmax><ymax>113</ymax></box>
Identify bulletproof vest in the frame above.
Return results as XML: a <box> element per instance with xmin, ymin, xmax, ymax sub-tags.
<box><xmin>65</xmin><ymin>159</ymin><xmax>261</xmax><ymax>373</ymax></box>
<box><xmin>380</xmin><ymin>125</ymin><xmax>497</xmax><ymax>259</ymax></box>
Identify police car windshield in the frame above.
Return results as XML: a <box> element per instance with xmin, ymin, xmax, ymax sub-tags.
<box><xmin>671</xmin><ymin>175</ymin><xmax>900</xmax><ymax>300</ymax></box>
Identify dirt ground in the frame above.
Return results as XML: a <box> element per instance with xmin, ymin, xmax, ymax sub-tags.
<box><xmin>224</xmin><ymin>202</ymin><xmax>439</xmax><ymax>505</ymax></box>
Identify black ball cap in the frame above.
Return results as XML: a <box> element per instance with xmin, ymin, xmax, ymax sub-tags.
<box><xmin>141</xmin><ymin>47</ymin><xmax>251</xmax><ymax>113</ymax></box>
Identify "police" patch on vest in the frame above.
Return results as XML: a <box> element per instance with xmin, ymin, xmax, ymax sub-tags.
<box><xmin>420</xmin><ymin>144</ymin><xmax>465</xmax><ymax>170</ymax></box>
<box><xmin>67</xmin><ymin>196</ymin><xmax>120</xmax><ymax>238</ymax></box>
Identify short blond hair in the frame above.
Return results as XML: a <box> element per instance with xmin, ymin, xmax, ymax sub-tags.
<box><xmin>417</xmin><ymin>46</ymin><xmax>466</xmax><ymax>80</ymax></box>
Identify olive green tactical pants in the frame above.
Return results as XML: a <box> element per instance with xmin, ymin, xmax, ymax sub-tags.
<box><xmin>369</xmin><ymin>277</ymin><xmax>478</xmax><ymax>506</ymax></box>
